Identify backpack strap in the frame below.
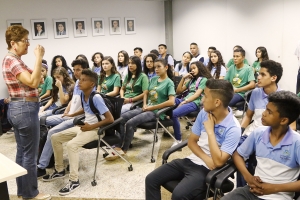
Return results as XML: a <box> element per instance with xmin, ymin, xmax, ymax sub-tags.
<box><xmin>178</xmin><ymin>63</ymin><xmax>183</xmax><ymax>71</ymax></box>
<box><xmin>81</xmin><ymin>91</ymin><xmax>101</xmax><ymax>121</ymax></box>
<box><xmin>195</xmin><ymin>77</ymin><xmax>203</xmax><ymax>90</ymax></box>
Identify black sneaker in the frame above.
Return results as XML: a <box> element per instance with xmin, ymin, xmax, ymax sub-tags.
<box><xmin>42</xmin><ymin>169</ymin><xmax>65</xmax><ymax>182</ymax></box>
<box><xmin>37</xmin><ymin>167</ymin><xmax>46</xmax><ymax>179</ymax></box>
<box><xmin>59</xmin><ymin>180</ymin><xmax>80</xmax><ymax>196</ymax></box>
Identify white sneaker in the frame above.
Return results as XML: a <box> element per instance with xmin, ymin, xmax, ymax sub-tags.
<box><xmin>234</xmin><ymin>110</ymin><xmax>244</xmax><ymax>117</ymax></box>
<box><xmin>171</xmin><ymin>140</ymin><xmax>182</xmax><ymax>148</ymax></box>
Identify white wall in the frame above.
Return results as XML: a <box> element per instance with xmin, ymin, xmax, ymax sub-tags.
<box><xmin>0</xmin><ymin>0</ymin><xmax>165</xmax><ymax>98</ymax></box>
<box><xmin>173</xmin><ymin>0</ymin><xmax>300</xmax><ymax>91</ymax></box>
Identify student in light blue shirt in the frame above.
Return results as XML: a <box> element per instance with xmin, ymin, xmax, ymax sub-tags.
<box><xmin>207</xmin><ymin>50</ymin><xmax>227</xmax><ymax>79</ymax></box>
<box><xmin>146</xmin><ymin>79</ymin><xmax>241</xmax><ymax>200</ymax></box>
<box><xmin>221</xmin><ymin>91</ymin><xmax>300</xmax><ymax>200</ymax></box>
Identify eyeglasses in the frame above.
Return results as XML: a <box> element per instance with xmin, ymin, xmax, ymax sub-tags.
<box><xmin>19</xmin><ymin>39</ymin><xmax>30</xmax><ymax>44</ymax></box>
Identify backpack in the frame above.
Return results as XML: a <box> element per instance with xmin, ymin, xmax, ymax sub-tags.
<box><xmin>178</xmin><ymin>63</ymin><xmax>190</xmax><ymax>73</ymax></box>
<box><xmin>80</xmin><ymin>91</ymin><xmax>114</xmax><ymax>121</ymax></box>
<box><xmin>165</xmin><ymin>54</ymin><xmax>177</xmax><ymax>67</ymax></box>
<box><xmin>0</xmin><ymin>99</ymin><xmax>12</xmax><ymax>135</ymax></box>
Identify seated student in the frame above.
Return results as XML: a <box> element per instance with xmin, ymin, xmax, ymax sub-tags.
<box><xmin>207</xmin><ymin>50</ymin><xmax>227</xmax><ymax>79</ymax></box>
<box><xmin>252</xmin><ymin>46</ymin><xmax>269</xmax><ymax>81</ymax></box>
<box><xmin>37</xmin><ymin>59</ymin><xmax>89</xmax><ymax>178</ymax></box>
<box><xmin>39</xmin><ymin>67</ymin><xmax>74</xmax><ymax>117</ymax></box>
<box><xmin>134</xmin><ymin>47</ymin><xmax>143</xmax><ymax>68</ymax></box>
<box><xmin>227</xmin><ymin>45</ymin><xmax>250</xmax><ymax>68</ymax></box>
<box><xmin>91</xmin><ymin>52</ymin><xmax>104</xmax><ymax>75</ymax></box>
<box><xmin>225</xmin><ymin>48</ymin><xmax>255</xmax><ymax>117</ymax></box>
<box><xmin>117</xmin><ymin>50</ymin><xmax>129</xmax><ymax>81</ymax></box>
<box><xmin>203</xmin><ymin>46</ymin><xmax>216</xmax><ymax>66</ymax></box>
<box><xmin>143</xmin><ymin>53</ymin><xmax>158</xmax><ymax>80</ymax></box>
<box><xmin>158</xmin><ymin>44</ymin><xmax>175</xmax><ymax>69</ymax></box>
<box><xmin>50</xmin><ymin>55</ymin><xmax>74</xmax><ymax>79</ymax></box>
<box><xmin>174</xmin><ymin>51</ymin><xmax>192</xmax><ymax>76</ymax></box>
<box><xmin>105</xmin><ymin>58</ymin><xmax>175</xmax><ymax>160</ymax></box>
<box><xmin>171</xmin><ymin>61</ymin><xmax>212</xmax><ymax>147</ymax></box>
<box><xmin>221</xmin><ymin>91</ymin><xmax>300</xmax><ymax>200</ymax></box>
<box><xmin>97</xmin><ymin>56</ymin><xmax>121</xmax><ymax>96</ymax></box>
<box><xmin>145</xmin><ymin>79</ymin><xmax>241</xmax><ymax>200</ymax></box>
<box><xmin>39</xmin><ymin>63</ymin><xmax>53</xmax><ymax>100</ymax></box>
<box><xmin>120</xmin><ymin>56</ymin><xmax>149</xmax><ymax>114</ymax></box>
<box><xmin>189</xmin><ymin>42</ymin><xmax>205</xmax><ymax>63</ymax></box>
<box><xmin>42</xmin><ymin>70</ymin><xmax>114</xmax><ymax>196</ymax></box>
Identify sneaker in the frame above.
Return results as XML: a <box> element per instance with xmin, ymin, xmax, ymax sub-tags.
<box><xmin>42</xmin><ymin>169</ymin><xmax>65</xmax><ymax>182</ymax></box>
<box><xmin>234</xmin><ymin>110</ymin><xmax>244</xmax><ymax>117</ymax></box>
<box><xmin>37</xmin><ymin>168</ymin><xmax>46</xmax><ymax>179</ymax></box>
<box><xmin>59</xmin><ymin>180</ymin><xmax>80</xmax><ymax>196</ymax></box>
<box><xmin>171</xmin><ymin>140</ymin><xmax>182</xmax><ymax>148</ymax></box>
<box><xmin>104</xmin><ymin>148</ymin><xmax>125</xmax><ymax>161</ymax></box>
<box><xmin>27</xmin><ymin>193</ymin><xmax>51</xmax><ymax>200</ymax></box>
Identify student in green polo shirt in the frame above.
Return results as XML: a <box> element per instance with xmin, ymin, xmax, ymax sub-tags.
<box><xmin>225</xmin><ymin>48</ymin><xmax>255</xmax><ymax>116</ymax></box>
<box><xmin>105</xmin><ymin>58</ymin><xmax>175</xmax><ymax>160</ymax></box>
<box><xmin>227</xmin><ymin>45</ymin><xmax>250</xmax><ymax>68</ymax></box>
<box><xmin>120</xmin><ymin>56</ymin><xmax>149</xmax><ymax>114</ymax></box>
<box><xmin>171</xmin><ymin>61</ymin><xmax>212</xmax><ymax>147</ymax></box>
<box><xmin>252</xmin><ymin>46</ymin><xmax>269</xmax><ymax>81</ymax></box>
<box><xmin>97</xmin><ymin>56</ymin><xmax>121</xmax><ymax>97</ymax></box>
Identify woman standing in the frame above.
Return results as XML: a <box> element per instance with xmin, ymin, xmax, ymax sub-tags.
<box><xmin>2</xmin><ymin>25</ymin><xmax>51</xmax><ymax>199</ymax></box>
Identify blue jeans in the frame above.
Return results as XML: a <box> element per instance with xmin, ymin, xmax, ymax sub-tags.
<box><xmin>118</xmin><ymin>108</ymin><xmax>156</xmax><ymax>151</ymax></box>
<box><xmin>146</xmin><ymin>158</ymin><xmax>210</xmax><ymax>200</ymax></box>
<box><xmin>172</xmin><ymin>98</ymin><xmax>198</xmax><ymax>140</ymax></box>
<box><xmin>229</xmin><ymin>93</ymin><xmax>244</xmax><ymax>110</ymax></box>
<box><xmin>7</xmin><ymin>101</ymin><xmax>40</xmax><ymax>198</ymax></box>
<box><xmin>37</xmin><ymin>114</ymin><xmax>74</xmax><ymax>169</ymax></box>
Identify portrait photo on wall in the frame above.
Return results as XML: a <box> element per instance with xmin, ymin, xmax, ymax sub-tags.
<box><xmin>125</xmin><ymin>18</ymin><xmax>136</xmax><ymax>35</ymax></box>
<box><xmin>7</xmin><ymin>19</ymin><xmax>24</xmax><ymax>27</ymax></box>
<box><xmin>53</xmin><ymin>19</ymin><xmax>68</xmax><ymax>39</ymax></box>
<box><xmin>109</xmin><ymin>17</ymin><xmax>121</xmax><ymax>35</ymax></box>
<box><xmin>73</xmin><ymin>18</ymin><xmax>87</xmax><ymax>37</ymax></box>
<box><xmin>31</xmin><ymin>19</ymin><xmax>47</xmax><ymax>40</ymax></box>
<box><xmin>92</xmin><ymin>18</ymin><xmax>105</xmax><ymax>36</ymax></box>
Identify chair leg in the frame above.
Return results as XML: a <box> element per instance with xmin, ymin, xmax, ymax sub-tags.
<box><xmin>150</xmin><ymin>120</ymin><xmax>159</xmax><ymax>163</ymax></box>
<box><xmin>157</xmin><ymin>121</ymin><xmax>177</xmax><ymax>141</ymax></box>
<box><xmin>91</xmin><ymin>135</ymin><xmax>101</xmax><ymax>186</ymax></box>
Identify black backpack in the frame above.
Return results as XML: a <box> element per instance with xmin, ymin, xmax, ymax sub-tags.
<box><xmin>0</xmin><ymin>99</ymin><xmax>12</xmax><ymax>135</ymax></box>
<box><xmin>165</xmin><ymin>54</ymin><xmax>177</xmax><ymax>67</ymax></box>
<box><xmin>178</xmin><ymin>63</ymin><xmax>190</xmax><ymax>73</ymax></box>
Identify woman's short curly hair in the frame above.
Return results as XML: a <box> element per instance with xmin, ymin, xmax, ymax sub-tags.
<box><xmin>5</xmin><ymin>25</ymin><xmax>29</xmax><ymax>50</ymax></box>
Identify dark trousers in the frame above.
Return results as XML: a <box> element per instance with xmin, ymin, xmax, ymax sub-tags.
<box><xmin>145</xmin><ymin>158</ymin><xmax>210</xmax><ymax>200</ymax></box>
<box><xmin>228</xmin><ymin>93</ymin><xmax>244</xmax><ymax>110</ymax></box>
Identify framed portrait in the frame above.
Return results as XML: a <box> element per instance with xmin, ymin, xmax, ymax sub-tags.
<box><xmin>73</xmin><ymin>18</ymin><xmax>87</xmax><ymax>37</ymax></box>
<box><xmin>109</xmin><ymin>18</ymin><xmax>121</xmax><ymax>35</ymax></box>
<box><xmin>7</xmin><ymin>19</ymin><xmax>24</xmax><ymax>27</ymax></box>
<box><xmin>125</xmin><ymin>18</ymin><xmax>136</xmax><ymax>35</ymax></box>
<box><xmin>92</xmin><ymin>18</ymin><xmax>105</xmax><ymax>36</ymax></box>
<box><xmin>53</xmin><ymin>19</ymin><xmax>68</xmax><ymax>39</ymax></box>
<box><xmin>31</xmin><ymin>19</ymin><xmax>48</xmax><ymax>40</ymax></box>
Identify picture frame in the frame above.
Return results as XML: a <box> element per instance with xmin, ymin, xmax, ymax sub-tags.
<box><xmin>92</xmin><ymin>18</ymin><xmax>105</xmax><ymax>36</ymax></box>
<box><xmin>125</xmin><ymin>18</ymin><xmax>136</xmax><ymax>35</ymax></box>
<box><xmin>31</xmin><ymin>19</ymin><xmax>48</xmax><ymax>40</ymax></box>
<box><xmin>6</xmin><ymin>19</ymin><xmax>24</xmax><ymax>27</ymax></box>
<box><xmin>53</xmin><ymin>18</ymin><xmax>68</xmax><ymax>39</ymax></box>
<box><xmin>109</xmin><ymin>17</ymin><xmax>121</xmax><ymax>35</ymax></box>
<box><xmin>73</xmin><ymin>18</ymin><xmax>87</xmax><ymax>37</ymax></box>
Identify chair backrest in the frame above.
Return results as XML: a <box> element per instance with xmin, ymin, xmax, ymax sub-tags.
<box><xmin>173</xmin><ymin>76</ymin><xmax>182</xmax><ymax>91</ymax></box>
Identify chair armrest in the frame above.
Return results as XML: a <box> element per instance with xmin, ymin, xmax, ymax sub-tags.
<box><xmin>98</xmin><ymin>117</ymin><xmax>123</xmax><ymax>136</ymax></box>
<box><xmin>40</xmin><ymin>116</ymin><xmax>47</xmax><ymax>126</ymax></box>
<box><xmin>162</xmin><ymin>140</ymin><xmax>188</xmax><ymax>164</ymax></box>
<box><xmin>156</xmin><ymin>105</ymin><xmax>176</xmax><ymax>118</ymax></box>
<box><xmin>52</xmin><ymin>104</ymin><xmax>68</xmax><ymax>114</ymax></box>
<box><xmin>205</xmin><ymin>159</ymin><xmax>234</xmax><ymax>185</ymax></box>
<box><xmin>130</xmin><ymin>100</ymin><xmax>143</xmax><ymax>110</ymax></box>
<box><xmin>214</xmin><ymin>162</ymin><xmax>237</xmax><ymax>189</ymax></box>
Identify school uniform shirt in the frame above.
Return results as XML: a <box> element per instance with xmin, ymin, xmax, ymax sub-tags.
<box><xmin>123</xmin><ymin>73</ymin><xmax>149</xmax><ymax>98</ymax></box>
<box><xmin>227</xmin><ymin>58</ymin><xmax>249</xmax><ymax>68</ymax></box>
<box><xmin>99</xmin><ymin>73</ymin><xmax>121</xmax><ymax>94</ymax></box>
<box><xmin>147</xmin><ymin>72</ymin><xmax>157</xmax><ymax>80</ymax></box>
<box><xmin>225</xmin><ymin>64</ymin><xmax>255</xmax><ymax>97</ymax></box>
<box><xmin>81</xmin><ymin>92</ymin><xmax>109</xmax><ymax>125</ymax></box>
<box><xmin>187</xmin><ymin>108</ymin><xmax>241</xmax><ymax>169</ymax></box>
<box><xmin>158</xmin><ymin>54</ymin><xmax>175</xmax><ymax>66</ymax></box>
<box><xmin>39</xmin><ymin>75</ymin><xmax>53</xmax><ymax>96</ymax></box>
<box><xmin>252</xmin><ymin>61</ymin><xmax>260</xmax><ymax>79</ymax></box>
<box><xmin>147</xmin><ymin>76</ymin><xmax>176</xmax><ymax>120</ymax></box>
<box><xmin>117</xmin><ymin>65</ymin><xmax>128</xmax><ymax>81</ymax></box>
<box><xmin>174</xmin><ymin>63</ymin><xmax>189</xmax><ymax>76</ymax></box>
<box><xmin>68</xmin><ymin>80</ymin><xmax>83</xmax><ymax>115</ymax></box>
<box><xmin>203</xmin><ymin>57</ymin><xmax>209</xmax><ymax>66</ymax></box>
<box><xmin>192</xmin><ymin>54</ymin><xmax>205</xmax><ymax>63</ymax></box>
<box><xmin>243</xmin><ymin>87</ymin><xmax>280</xmax><ymax>136</ymax></box>
<box><xmin>92</xmin><ymin>66</ymin><xmax>101</xmax><ymax>75</ymax></box>
<box><xmin>54</xmin><ymin>86</ymin><xmax>69</xmax><ymax>107</ymax></box>
<box><xmin>210</xmin><ymin>65</ymin><xmax>227</xmax><ymax>79</ymax></box>
<box><xmin>184</xmin><ymin>77</ymin><xmax>207</xmax><ymax>107</ymax></box>
<box><xmin>295</xmin><ymin>40</ymin><xmax>300</xmax><ymax>67</ymax></box>
<box><xmin>238</xmin><ymin>126</ymin><xmax>300</xmax><ymax>200</ymax></box>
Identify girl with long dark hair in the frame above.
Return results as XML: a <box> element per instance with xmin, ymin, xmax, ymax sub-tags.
<box><xmin>207</xmin><ymin>50</ymin><xmax>227</xmax><ymax>79</ymax></box>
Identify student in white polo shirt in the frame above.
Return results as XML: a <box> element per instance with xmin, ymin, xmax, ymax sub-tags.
<box><xmin>146</xmin><ymin>79</ymin><xmax>241</xmax><ymax>200</ymax></box>
<box><xmin>221</xmin><ymin>91</ymin><xmax>300</xmax><ymax>200</ymax></box>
